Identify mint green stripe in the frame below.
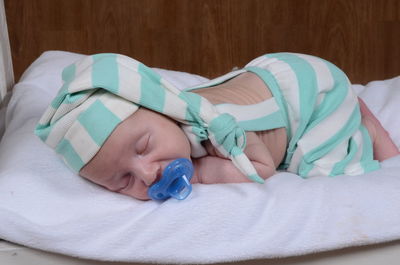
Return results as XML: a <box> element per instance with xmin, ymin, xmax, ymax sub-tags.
<box><xmin>298</xmin><ymin>163</ymin><xmax>314</xmax><ymax>179</ymax></box>
<box><xmin>92</xmin><ymin>53</ymin><xmax>119</xmax><ymax>94</ymax></box>
<box><xmin>138</xmin><ymin>64</ymin><xmax>165</xmax><ymax>113</ymax></box>
<box><xmin>245</xmin><ymin>66</ymin><xmax>291</xmax><ymax>138</ymax></box>
<box><xmin>34</xmin><ymin>123</ymin><xmax>54</xmax><ymax>142</ymax></box>
<box><xmin>209</xmin><ymin>114</ymin><xmax>239</xmax><ymax>151</ymax></box>
<box><xmin>298</xmin><ymin>105</ymin><xmax>361</xmax><ymax>176</ymax></box>
<box><xmin>78</xmin><ymin>100</ymin><xmax>121</xmax><ymax>146</ymax></box>
<box><xmin>238</xmin><ymin>110</ymin><xmax>286</xmax><ymax>131</ymax></box>
<box><xmin>330</xmin><ymin>138</ymin><xmax>358</xmax><ymax>176</ymax></box>
<box><xmin>51</xmin><ymin>87</ymin><xmax>68</xmax><ymax>108</ymax></box>
<box><xmin>62</xmin><ymin>62</ymin><xmax>77</xmax><ymax>83</ymax></box>
<box><xmin>248</xmin><ymin>174</ymin><xmax>265</xmax><ymax>184</ymax></box>
<box><xmin>231</xmin><ymin>146</ymin><xmax>243</xmax><ymax>157</ymax></box>
<box><xmin>361</xmin><ymin>159</ymin><xmax>380</xmax><ymax>172</ymax></box>
<box><xmin>56</xmin><ymin>139</ymin><xmax>84</xmax><ymax>172</ymax></box>
<box><xmin>304</xmin><ymin>59</ymin><xmax>350</xmax><ymax>134</ymax></box>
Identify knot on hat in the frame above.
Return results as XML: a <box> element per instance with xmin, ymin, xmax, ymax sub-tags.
<box><xmin>208</xmin><ymin>113</ymin><xmax>246</xmax><ymax>155</ymax></box>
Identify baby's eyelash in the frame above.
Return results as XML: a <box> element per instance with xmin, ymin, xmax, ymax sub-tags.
<box><xmin>137</xmin><ymin>134</ymin><xmax>150</xmax><ymax>154</ymax></box>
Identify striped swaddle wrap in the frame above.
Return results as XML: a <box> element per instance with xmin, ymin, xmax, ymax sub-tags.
<box><xmin>184</xmin><ymin>52</ymin><xmax>380</xmax><ymax>177</ymax></box>
<box><xmin>245</xmin><ymin>53</ymin><xmax>380</xmax><ymax>177</ymax></box>
<box><xmin>35</xmin><ymin>53</ymin><xmax>264</xmax><ymax>183</ymax></box>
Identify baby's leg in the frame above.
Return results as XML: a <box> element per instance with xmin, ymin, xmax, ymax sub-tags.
<box><xmin>359</xmin><ymin>97</ymin><xmax>400</xmax><ymax>161</ymax></box>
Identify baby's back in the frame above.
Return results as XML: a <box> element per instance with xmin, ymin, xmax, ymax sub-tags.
<box><xmin>193</xmin><ymin>72</ymin><xmax>287</xmax><ymax>167</ymax></box>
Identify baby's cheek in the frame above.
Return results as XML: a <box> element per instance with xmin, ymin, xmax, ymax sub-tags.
<box><xmin>80</xmin><ymin>172</ymin><xmax>109</xmax><ymax>191</ymax></box>
<box><xmin>121</xmin><ymin>180</ymin><xmax>151</xmax><ymax>201</ymax></box>
<box><xmin>106</xmin><ymin>174</ymin><xmax>131</xmax><ymax>192</ymax></box>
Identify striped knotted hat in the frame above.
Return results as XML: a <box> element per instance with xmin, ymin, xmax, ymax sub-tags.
<box><xmin>35</xmin><ymin>53</ymin><xmax>264</xmax><ymax>183</ymax></box>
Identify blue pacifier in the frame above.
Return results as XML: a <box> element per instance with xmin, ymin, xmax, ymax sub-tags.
<box><xmin>148</xmin><ymin>158</ymin><xmax>194</xmax><ymax>201</ymax></box>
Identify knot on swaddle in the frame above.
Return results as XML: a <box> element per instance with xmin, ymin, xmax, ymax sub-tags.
<box><xmin>209</xmin><ymin>113</ymin><xmax>246</xmax><ymax>154</ymax></box>
<box><xmin>34</xmin><ymin>53</ymin><xmax>264</xmax><ymax>183</ymax></box>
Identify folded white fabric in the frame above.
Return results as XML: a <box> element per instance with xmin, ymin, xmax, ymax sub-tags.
<box><xmin>0</xmin><ymin>51</ymin><xmax>399</xmax><ymax>264</ymax></box>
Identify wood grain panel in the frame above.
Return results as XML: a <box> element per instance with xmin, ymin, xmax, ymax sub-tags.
<box><xmin>4</xmin><ymin>0</ymin><xmax>400</xmax><ymax>84</ymax></box>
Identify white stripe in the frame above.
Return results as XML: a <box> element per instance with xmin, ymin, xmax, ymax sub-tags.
<box><xmin>45</xmin><ymin>94</ymin><xmax>99</xmax><ymax>147</ymax></box>
<box><xmin>215</xmin><ymin>98</ymin><xmax>279</xmax><ymax>122</ymax></box>
<box><xmin>245</xmin><ymin>55</ymin><xmax>276</xmax><ymax>68</ymax></box>
<box><xmin>160</xmin><ymin>77</ymin><xmax>184</xmax><ymax>95</ymax></box>
<box><xmin>67</xmin><ymin>56</ymin><xmax>94</xmax><ymax>93</ymax></box>
<box><xmin>98</xmin><ymin>93</ymin><xmax>138</xmax><ymax>121</ymax></box>
<box><xmin>287</xmin><ymin>147</ymin><xmax>303</xmax><ymax>175</ymax></box>
<box><xmin>262</xmin><ymin>56</ymin><xmax>301</xmax><ymax>138</ymax></box>
<box><xmin>188</xmin><ymin>69</ymin><xmax>246</xmax><ymax>90</ymax></box>
<box><xmin>199</xmin><ymin>97</ymin><xmax>220</xmax><ymax>122</ymax></box>
<box><xmin>231</xmin><ymin>153</ymin><xmax>257</xmax><ymax>176</ymax></box>
<box><xmin>209</xmin><ymin>134</ymin><xmax>229</xmax><ymax>157</ymax></box>
<box><xmin>51</xmin><ymin>89</ymin><xmax>97</xmax><ymax>122</ymax></box>
<box><xmin>163</xmin><ymin>90</ymin><xmax>188</xmax><ymax>120</ymax></box>
<box><xmin>344</xmin><ymin>129</ymin><xmax>365</xmax><ymax>175</ymax></box>
<box><xmin>64</xmin><ymin>121</ymin><xmax>99</xmax><ymax>164</ymax></box>
<box><xmin>181</xmin><ymin>125</ymin><xmax>208</xmax><ymax>158</ymax></box>
<box><xmin>237</xmin><ymin>134</ymin><xmax>245</xmax><ymax>149</ymax></box>
<box><xmin>316</xmin><ymin>93</ymin><xmax>326</xmax><ymax>107</ymax></box>
<box><xmin>116</xmin><ymin>55</ymin><xmax>142</xmax><ymax>102</ymax></box>
<box><xmin>38</xmin><ymin>106</ymin><xmax>57</xmax><ymax>125</ymax></box>
<box><xmin>160</xmin><ymin>76</ymin><xmax>193</xmax><ymax>121</ymax></box>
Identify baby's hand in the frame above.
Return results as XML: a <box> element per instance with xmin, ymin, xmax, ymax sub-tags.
<box><xmin>192</xmin><ymin>132</ymin><xmax>276</xmax><ymax>184</ymax></box>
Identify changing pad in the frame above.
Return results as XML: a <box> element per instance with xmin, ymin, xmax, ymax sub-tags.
<box><xmin>0</xmin><ymin>51</ymin><xmax>399</xmax><ymax>264</ymax></box>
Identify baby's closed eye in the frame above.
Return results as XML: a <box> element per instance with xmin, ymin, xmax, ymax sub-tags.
<box><xmin>136</xmin><ymin>133</ymin><xmax>150</xmax><ymax>154</ymax></box>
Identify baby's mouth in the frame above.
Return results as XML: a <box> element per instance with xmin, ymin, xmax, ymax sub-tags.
<box><xmin>152</xmin><ymin>170</ymin><xmax>163</xmax><ymax>186</ymax></box>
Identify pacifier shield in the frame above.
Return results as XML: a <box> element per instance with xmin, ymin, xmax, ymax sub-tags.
<box><xmin>148</xmin><ymin>158</ymin><xmax>194</xmax><ymax>201</ymax></box>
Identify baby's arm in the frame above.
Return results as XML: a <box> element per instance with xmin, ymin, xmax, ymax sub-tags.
<box><xmin>191</xmin><ymin>132</ymin><xmax>276</xmax><ymax>184</ymax></box>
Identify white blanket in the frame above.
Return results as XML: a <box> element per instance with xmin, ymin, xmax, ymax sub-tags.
<box><xmin>0</xmin><ymin>51</ymin><xmax>399</xmax><ymax>264</ymax></box>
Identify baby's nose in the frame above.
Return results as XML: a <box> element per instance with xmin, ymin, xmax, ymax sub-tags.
<box><xmin>135</xmin><ymin>162</ymin><xmax>161</xmax><ymax>186</ymax></box>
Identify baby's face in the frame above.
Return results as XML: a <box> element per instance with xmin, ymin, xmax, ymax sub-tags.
<box><xmin>80</xmin><ymin>108</ymin><xmax>191</xmax><ymax>200</ymax></box>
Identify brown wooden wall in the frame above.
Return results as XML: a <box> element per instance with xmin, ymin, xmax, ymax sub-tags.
<box><xmin>5</xmin><ymin>0</ymin><xmax>400</xmax><ymax>84</ymax></box>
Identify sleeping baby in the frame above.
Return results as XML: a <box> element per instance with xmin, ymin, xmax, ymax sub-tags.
<box><xmin>35</xmin><ymin>52</ymin><xmax>400</xmax><ymax>200</ymax></box>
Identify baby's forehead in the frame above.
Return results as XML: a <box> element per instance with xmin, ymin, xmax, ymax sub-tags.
<box><xmin>118</xmin><ymin>108</ymin><xmax>159</xmax><ymax>133</ymax></box>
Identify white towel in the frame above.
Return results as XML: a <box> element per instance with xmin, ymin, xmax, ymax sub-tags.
<box><xmin>0</xmin><ymin>51</ymin><xmax>399</xmax><ymax>264</ymax></box>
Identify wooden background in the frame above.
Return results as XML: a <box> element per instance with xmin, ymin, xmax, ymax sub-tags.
<box><xmin>4</xmin><ymin>0</ymin><xmax>400</xmax><ymax>85</ymax></box>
